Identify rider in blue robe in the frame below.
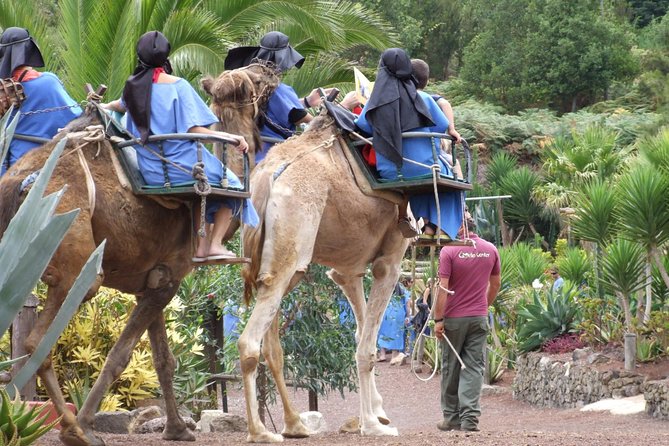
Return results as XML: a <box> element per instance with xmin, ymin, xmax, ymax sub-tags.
<box><xmin>354</xmin><ymin>48</ymin><xmax>463</xmax><ymax>239</ymax></box>
<box><xmin>0</xmin><ymin>27</ymin><xmax>81</xmax><ymax>175</ymax></box>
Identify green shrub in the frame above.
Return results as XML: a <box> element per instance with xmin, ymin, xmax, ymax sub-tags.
<box><xmin>556</xmin><ymin>247</ymin><xmax>592</xmax><ymax>286</ymax></box>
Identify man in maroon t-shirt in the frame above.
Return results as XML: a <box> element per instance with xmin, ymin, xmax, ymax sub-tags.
<box><xmin>434</xmin><ymin>215</ymin><xmax>501</xmax><ymax>432</ymax></box>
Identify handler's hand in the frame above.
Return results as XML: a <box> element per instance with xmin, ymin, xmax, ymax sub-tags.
<box><xmin>434</xmin><ymin>320</ymin><xmax>445</xmax><ymax>339</ymax></box>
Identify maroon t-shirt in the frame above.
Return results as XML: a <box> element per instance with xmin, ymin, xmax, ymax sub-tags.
<box><xmin>438</xmin><ymin>234</ymin><xmax>501</xmax><ymax>318</ymax></box>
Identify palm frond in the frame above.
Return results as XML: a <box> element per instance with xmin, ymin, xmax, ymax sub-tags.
<box><xmin>615</xmin><ymin>165</ymin><xmax>669</xmax><ymax>247</ymax></box>
<box><xmin>571</xmin><ymin>179</ymin><xmax>618</xmax><ymax>244</ymax></box>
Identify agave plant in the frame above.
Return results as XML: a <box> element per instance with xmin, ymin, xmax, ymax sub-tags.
<box><xmin>1</xmin><ymin>110</ymin><xmax>106</xmax><ymax>404</ymax></box>
<box><xmin>516</xmin><ymin>285</ymin><xmax>580</xmax><ymax>353</ymax></box>
<box><xmin>0</xmin><ymin>387</ymin><xmax>60</xmax><ymax>446</ymax></box>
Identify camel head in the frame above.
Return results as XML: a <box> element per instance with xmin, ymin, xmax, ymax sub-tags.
<box><xmin>202</xmin><ymin>63</ymin><xmax>280</xmax><ymax>170</ymax></box>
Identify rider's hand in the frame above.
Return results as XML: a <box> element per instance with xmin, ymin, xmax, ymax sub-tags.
<box><xmin>235</xmin><ymin>135</ymin><xmax>249</xmax><ymax>153</ymax></box>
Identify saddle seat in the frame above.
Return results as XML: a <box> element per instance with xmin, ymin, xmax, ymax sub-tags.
<box><xmin>93</xmin><ymin>103</ymin><xmax>250</xmax><ymax>200</ymax></box>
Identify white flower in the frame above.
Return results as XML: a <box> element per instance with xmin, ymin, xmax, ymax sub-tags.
<box><xmin>532</xmin><ymin>279</ymin><xmax>544</xmax><ymax>290</ymax></box>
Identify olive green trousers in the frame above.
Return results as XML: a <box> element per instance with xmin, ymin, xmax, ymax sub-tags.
<box><xmin>440</xmin><ymin>316</ymin><xmax>488</xmax><ymax>430</ymax></box>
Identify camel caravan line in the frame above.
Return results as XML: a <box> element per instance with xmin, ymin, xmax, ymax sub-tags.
<box><xmin>0</xmin><ymin>62</ymin><xmax>471</xmax><ymax>445</ymax></box>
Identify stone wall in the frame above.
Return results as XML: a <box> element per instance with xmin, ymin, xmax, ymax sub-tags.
<box><xmin>643</xmin><ymin>380</ymin><xmax>669</xmax><ymax>420</ymax></box>
<box><xmin>513</xmin><ymin>352</ymin><xmax>647</xmax><ymax>408</ymax></box>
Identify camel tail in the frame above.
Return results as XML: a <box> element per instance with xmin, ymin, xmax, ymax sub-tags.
<box><xmin>0</xmin><ymin>176</ymin><xmax>23</xmax><ymax>238</ymax></box>
<box><xmin>242</xmin><ymin>174</ymin><xmax>271</xmax><ymax>306</ymax></box>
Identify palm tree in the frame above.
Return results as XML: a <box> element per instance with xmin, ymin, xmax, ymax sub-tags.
<box><xmin>571</xmin><ymin>179</ymin><xmax>618</xmax><ymax>299</ymax></box>
<box><xmin>536</xmin><ymin>125</ymin><xmax>632</xmax><ymax>211</ymax></box>
<box><xmin>615</xmin><ymin>164</ymin><xmax>669</xmax><ymax>322</ymax></box>
<box><xmin>499</xmin><ymin>166</ymin><xmax>549</xmax><ymax>248</ymax></box>
<box><xmin>600</xmin><ymin>237</ymin><xmax>646</xmax><ymax>370</ymax></box>
<box><xmin>1</xmin><ymin>0</ymin><xmax>396</xmax><ymax>101</ymax></box>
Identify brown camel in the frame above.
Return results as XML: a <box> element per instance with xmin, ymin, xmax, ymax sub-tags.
<box><xmin>0</xmin><ymin>107</ymin><xmax>217</xmax><ymax>446</ymax></box>
<box><xmin>203</xmin><ymin>68</ymin><xmax>410</xmax><ymax>442</ymax></box>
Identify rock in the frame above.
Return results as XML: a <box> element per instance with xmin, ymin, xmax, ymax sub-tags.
<box><xmin>0</xmin><ymin>372</ymin><xmax>11</xmax><ymax>384</ymax></box>
<box><xmin>129</xmin><ymin>406</ymin><xmax>163</xmax><ymax>434</ymax></box>
<box><xmin>198</xmin><ymin>410</ymin><xmax>222</xmax><ymax>434</ymax></box>
<box><xmin>93</xmin><ymin>411</ymin><xmax>133</xmax><ymax>434</ymax></box>
<box><xmin>572</xmin><ymin>347</ymin><xmax>593</xmax><ymax>362</ymax></box>
<box><xmin>135</xmin><ymin>416</ymin><xmax>196</xmax><ymax>434</ymax></box>
<box><xmin>338</xmin><ymin>416</ymin><xmax>360</xmax><ymax>434</ymax></box>
<box><xmin>209</xmin><ymin>413</ymin><xmax>247</xmax><ymax>433</ymax></box>
<box><xmin>300</xmin><ymin>411</ymin><xmax>327</xmax><ymax>434</ymax></box>
<box><xmin>586</xmin><ymin>353</ymin><xmax>611</xmax><ymax>365</ymax></box>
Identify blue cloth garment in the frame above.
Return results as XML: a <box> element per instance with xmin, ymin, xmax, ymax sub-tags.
<box><xmin>124</xmin><ymin>78</ymin><xmax>258</xmax><ymax>226</ymax></box>
<box><xmin>2</xmin><ymin>72</ymin><xmax>81</xmax><ymax>175</ymax></box>
<box><xmin>377</xmin><ymin>285</ymin><xmax>409</xmax><ymax>351</ymax></box>
<box><xmin>355</xmin><ymin>90</ymin><xmax>463</xmax><ymax>238</ymax></box>
<box><xmin>257</xmin><ymin>83</ymin><xmax>304</xmax><ymax>163</ymax></box>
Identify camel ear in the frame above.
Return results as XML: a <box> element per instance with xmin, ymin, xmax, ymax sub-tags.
<box><xmin>201</xmin><ymin>77</ymin><xmax>214</xmax><ymax>96</ymax></box>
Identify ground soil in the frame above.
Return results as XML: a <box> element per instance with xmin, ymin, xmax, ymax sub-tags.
<box><xmin>36</xmin><ymin>354</ymin><xmax>669</xmax><ymax>446</ymax></box>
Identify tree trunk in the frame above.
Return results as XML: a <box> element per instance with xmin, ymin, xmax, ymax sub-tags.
<box><xmin>644</xmin><ymin>257</ymin><xmax>652</xmax><ymax>324</ymax></box>
<box><xmin>650</xmin><ymin>244</ymin><xmax>669</xmax><ymax>290</ymax></box>
<box><xmin>496</xmin><ymin>199</ymin><xmax>511</xmax><ymax>247</ymax></box>
<box><xmin>528</xmin><ymin>222</ymin><xmax>549</xmax><ymax>249</ymax></box>
<box><xmin>616</xmin><ymin>291</ymin><xmax>633</xmax><ymax>334</ymax></box>
<box><xmin>11</xmin><ymin>294</ymin><xmax>39</xmax><ymax>401</ymax></box>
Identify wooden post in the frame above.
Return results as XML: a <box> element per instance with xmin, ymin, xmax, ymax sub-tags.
<box><xmin>11</xmin><ymin>294</ymin><xmax>39</xmax><ymax>400</ymax></box>
<box><xmin>495</xmin><ymin>198</ymin><xmax>510</xmax><ymax>247</ymax></box>
<box><xmin>308</xmin><ymin>390</ymin><xmax>318</xmax><ymax>412</ymax></box>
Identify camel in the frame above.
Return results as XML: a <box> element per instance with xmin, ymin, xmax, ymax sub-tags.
<box><xmin>0</xmin><ymin>106</ymin><xmax>233</xmax><ymax>446</ymax></box>
<box><xmin>203</xmin><ymin>67</ymin><xmax>411</xmax><ymax>442</ymax></box>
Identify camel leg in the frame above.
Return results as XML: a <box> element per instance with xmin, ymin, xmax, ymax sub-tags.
<box><xmin>357</xmin><ymin>252</ymin><xmax>405</xmax><ymax>437</ymax></box>
<box><xmin>77</xmin><ymin>267</ymin><xmax>180</xmax><ymax>444</ymax></box>
<box><xmin>238</xmin><ymin>282</ymin><xmax>293</xmax><ymax>443</ymax></box>
<box><xmin>261</xmin><ymin>313</ymin><xmax>310</xmax><ymax>439</ymax></box>
<box><xmin>146</xmin><ymin>311</ymin><xmax>195</xmax><ymax>441</ymax></box>
<box><xmin>328</xmin><ymin>270</ymin><xmax>390</xmax><ymax>425</ymax></box>
<box><xmin>28</xmin><ymin>269</ymin><xmax>102</xmax><ymax>446</ymax></box>
<box><xmin>29</xmin><ymin>214</ymin><xmax>105</xmax><ymax>446</ymax></box>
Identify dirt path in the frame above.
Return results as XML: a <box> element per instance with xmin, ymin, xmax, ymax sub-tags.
<box><xmin>37</xmin><ymin>361</ymin><xmax>669</xmax><ymax>445</ymax></box>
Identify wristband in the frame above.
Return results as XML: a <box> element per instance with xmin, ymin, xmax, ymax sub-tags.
<box><xmin>434</xmin><ymin>318</ymin><xmax>443</xmax><ymax>323</ymax></box>
<box><xmin>303</xmin><ymin>96</ymin><xmax>310</xmax><ymax>108</ymax></box>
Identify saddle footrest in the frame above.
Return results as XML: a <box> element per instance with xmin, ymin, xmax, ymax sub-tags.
<box><xmin>412</xmin><ymin>237</ymin><xmax>474</xmax><ymax>247</ymax></box>
<box><xmin>139</xmin><ymin>183</ymin><xmax>251</xmax><ymax>199</ymax></box>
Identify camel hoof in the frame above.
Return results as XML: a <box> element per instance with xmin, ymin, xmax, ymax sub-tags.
<box><xmin>59</xmin><ymin>426</ymin><xmax>104</xmax><ymax>446</ymax></box>
<box><xmin>162</xmin><ymin>426</ymin><xmax>196</xmax><ymax>442</ymax></box>
<box><xmin>361</xmin><ymin>424</ymin><xmax>399</xmax><ymax>437</ymax></box>
<box><xmin>246</xmin><ymin>431</ymin><xmax>284</xmax><ymax>443</ymax></box>
<box><xmin>378</xmin><ymin>416</ymin><xmax>391</xmax><ymax>425</ymax></box>
<box><xmin>281</xmin><ymin>421</ymin><xmax>310</xmax><ymax>438</ymax></box>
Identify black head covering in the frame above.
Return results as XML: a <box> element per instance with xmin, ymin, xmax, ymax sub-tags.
<box><xmin>224</xmin><ymin>31</ymin><xmax>305</xmax><ymax>72</ymax></box>
<box><xmin>364</xmin><ymin>48</ymin><xmax>434</xmax><ymax>168</ymax></box>
<box><xmin>122</xmin><ymin>31</ymin><xmax>173</xmax><ymax>144</ymax></box>
<box><xmin>0</xmin><ymin>27</ymin><xmax>45</xmax><ymax>78</ymax></box>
